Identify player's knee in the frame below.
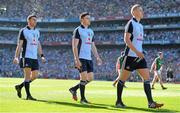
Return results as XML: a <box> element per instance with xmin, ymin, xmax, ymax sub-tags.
<box><xmin>80</xmin><ymin>80</ymin><xmax>87</xmax><ymax>86</ymax></box>
<box><xmin>144</xmin><ymin>80</ymin><xmax>150</xmax><ymax>84</ymax></box>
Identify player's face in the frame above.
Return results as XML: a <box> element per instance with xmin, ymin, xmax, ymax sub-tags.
<box><xmin>28</xmin><ymin>17</ymin><xmax>37</xmax><ymax>27</ymax></box>
<box><xmin>137</xmin><ymin>7</ymin><xmax>144</xmax><ymax>19</ymax></box>
<box><xmin>160</xmin><ymin>53</ymin><xmax>163</xmax><ymax>59</ymax></box>
<box><xmin>82</xmin><ymin>15</ymin><xmax>91</xmax><ymax>26</ymax></box>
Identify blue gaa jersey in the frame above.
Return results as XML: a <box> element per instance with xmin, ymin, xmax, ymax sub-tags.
<box><xmin>73</xmin><ymin>25</ymin><xmax>94</xmax><ymax>60</ymax></box>
<box><xmin>18</xmin><ymin>26</ymin><xmax>40</xmax><ymax>59</ymax></box>
<box><xmin>124</xmin><ymin>18</ymin><xmax>144</xmax><ymax>57</ymax></box>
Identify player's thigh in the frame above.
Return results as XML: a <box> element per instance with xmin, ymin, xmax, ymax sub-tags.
<box><xmin>23</xmin><ymin>67</ymin><xmax>31</xmax><ymax>80</ymax></box>
<box><xmin>87</xmin><ymin>72</ymin><xmax>94</xmax><ymax>81</ymax></box>
<box><xmin>137</xmin><ymin>68</ymin><xmax>150</xmax><ymax>80</ymax></box>
<box><xmin>79</xmin><ymin>59</ymin><xmax>88</xmax><ymax>81</ymax></box>
<box><xmin>119</xmin><ymin>69</ymin><xmax>131</xmax><ymax>81</ymax></box>
<box><xmin>31</xmin><ymin>59</ymin><xmax>39</xmax><ymax>80</ymax></box>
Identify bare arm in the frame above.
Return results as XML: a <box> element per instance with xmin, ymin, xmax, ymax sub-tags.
<box><xmin>91</xmin><ymin>42</ymin><xmax>100</xmax><ymax>59</ymax></box>
<box><xmin>92</xmin><ymin>42</ymin><xmax>102</xmax><ymax>65</ymax></box>
<box><xmin>124</xmin><ymin>33</ymin><xmax>139</xmax><ymax>54</ymax></box>
<box><xmin>14</xmin><ymin>40</ymin><xmax>23</xmax><ymax>58</ymax></box>
<box><xmin>38</xmin><ymin>41</ymin><xmax>46</xmax><ymax>63</ymax></box>
<box><xmin>38</xmin><ymin>41</ymin><xmax>43</xmax><ymax>57</ymax></box>
<box><xmin>72</xmin><ymin>38</ymin><xmax>79</xmax><ymax>60</ymax></box>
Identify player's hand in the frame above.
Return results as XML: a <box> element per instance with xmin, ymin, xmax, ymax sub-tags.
<box><xmin>75</xmin><ymin>59</ymin><xmax>82</xmax><ymax>69</ymax></box>
<box><xmin>96</xmin><ymin>57</ymin><xmax>102</xmax><ymax>66</ymax></box>
<box><xmin>135</xmin><ymin>51</ymin><xmax>144</xmax><ymax>59</ymax></box>
<box><xmin>13</xmin><ymin>57</ymin><xmax>19</xmax><ymax>64</ymax></box>
<box><xmin>41</xmin><ymin>57</ymin><xmax>46</xmax><ymax>64</ymax></box>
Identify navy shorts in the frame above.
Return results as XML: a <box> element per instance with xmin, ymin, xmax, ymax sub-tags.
<box><xmin>19</xmin><ymin>58</ymin><xmax>39</xmax><ymax>71</ymax></box>
<box><xmin>78</xmin><ymin>59</ymin><xmax>93</xmax><ymax>73</ymax></box>
<box><xmin>122</xmin><ymin>56</ymin><xmax>147</xmax><ymax>72</ymax></box>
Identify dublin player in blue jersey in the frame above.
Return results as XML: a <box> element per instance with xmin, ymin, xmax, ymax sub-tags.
<box><xmin>115</xmin><ymin>4</ymin><xmax>164</xmax><ymax>108</ymax></box>
<box><xmin>69</xmin><ymin>12</ymin><xmax>102</xmax><ymax>104</ymax></box>
<box><xmin>13</xmin><ymin>15</ymin><xmax>46</xmax><ymax>100</ymax></box>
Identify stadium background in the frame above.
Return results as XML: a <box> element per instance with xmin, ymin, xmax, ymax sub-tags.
<box><xmin>0</xmin><ymin>0</ymin><xmax>180</xmax><ymax>82</ymax></box>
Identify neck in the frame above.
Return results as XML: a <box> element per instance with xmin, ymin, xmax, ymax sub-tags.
<box><xmin>28</xmin><ymin>24</ymin><xmax>34</xmax><ymax>29</ymax></box>
<box><xmin>81</xmin><ymin>23</ymin><xmax>88</xmax><ymax>28</ymax></box>
<box><xmin>134</xmin><ymin>16</ymin><xmax>141</xmax><ymax>22</ymax></box>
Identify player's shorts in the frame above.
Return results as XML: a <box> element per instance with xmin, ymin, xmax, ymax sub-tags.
<box><xmin>19</xmin><ymin>58</ymin><xmax>39</xmax><ymax>71</ymax></box>
<box><xmin>78</xmin><ymin>58</ymin><xmax>93</xmax><ymax>73</ymax></box>
<box><xmin>154</xmin><ymin>70</ymin><xmax>162</xmax><ymax>78</ymax></box>
<box><xmin>122</xmin><ymin>56</ymin><xmax>147</xmax><ymax>72</ymax></box>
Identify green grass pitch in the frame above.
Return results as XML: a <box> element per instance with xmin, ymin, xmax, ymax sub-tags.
<box><xmin>0</xmin><ymin>78</ymin><xmax>180</xmax><ymax>113</ymax></box>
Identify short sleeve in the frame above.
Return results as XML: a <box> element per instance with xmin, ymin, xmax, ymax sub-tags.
<box><xmin>125</xmin><ymin>21</ymin><xmax>133</xmax><ymax>34</ymax></box>
<box><xmin>72</xmin><ymin>28</ymin><xmax>80</xmax><ymax>39</ymax></box>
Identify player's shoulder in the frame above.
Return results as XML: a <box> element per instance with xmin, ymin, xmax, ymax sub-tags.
<box><xmin>73</xmin><ymin>26</ymin><xmax>81</xmax><ymax>33</ymax></box>
<box><xmin>19</xmin><ymin>26</ymin><xmax>27</xmax><ymax>32</ymax></box>
<box><xmin>126</xmin><ymin>19</ymin><xmax>133</xmax><ymax>26</ymax></box>
<box><xmin>155</xmin><ymin>57</ymin><xmax>160</xmax><ymax>61</ymax></box>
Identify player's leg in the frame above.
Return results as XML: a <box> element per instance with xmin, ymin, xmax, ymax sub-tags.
<box><xmin>80</xmin><ymin>60</ymin><xmax>94</xmax><ymax>104</ymax></box>
<box><xmin>87</xmin><ymin>72</ymin><xmax>93</xmax><ymax>83</ymax></box>
<box><xmin>15</xmin><ymin>58</ymin><xmax>30</xmax><ymax>98</ymax></box>
<box><xmin>113</xmin><ymin>75</ymin><xmax>119</xmax><ymax>87</ymax></box>
<box><xmin>151</xmin><ymin>73</ymin><xmax>158</xmax><ymax>89</ymax></box>
<box><xmin>137</xmin><ymin>68</ymin><xmax>163</xmax><ymax>108</ymax></box>
<box><xmin>16</xmin><ymin>65</ymin><xmax>39</xmax><ymax>91</ymax></box>
<box><xmin>79</xmin><ymin>71</ymin><xmax>89</xmax><ymax>103</ymax></box>
<box><xmin>113</xmin><ymin>73</ymin><xmax>127</xmax><ymax>88</ymax></box>
<box><xmin>23</xmin><ymin>67</ymin><xmax>36</xmax><ymax>100</ymax></box>
<box><xmin>116</xmin><ymin>56</ymin><xmax>132</xmax><ymax>108</ymax></box>
<box><xmin>116</xmin><ymin>69</ymin><xmax>130</xmax><ymax>108</ymax></box>
<box><xmin>157</xmin><ymin>74</ymin><xmax>167</xmax><ymax>90</ymax></box>
<box><xmin>25</xmin><ymin>59</ymin><xmax>39</xmax><ymax>100</ymax></box>
<box><xmin>69</xmin><ymin>59</ymin><xmax>88</xmax><ymax>102</ymax></box>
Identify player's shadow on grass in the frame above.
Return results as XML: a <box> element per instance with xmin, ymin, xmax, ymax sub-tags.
<box><xmin>36</xmin><ymin>99</ymin><xmax>177</xmax><ymax>113</ymax></box>
<box><xmin>36</xmin><ymin>99</ymin><xmax>124</xmax><ymax>111</ymax></box>
<box><xmin>125</xmin><ymin>106</ymin><xmax>178</xmax><ymax>113</ymax></box>
<box><xmin>90</xmin><ymin>103</ymin><xmax>178</xmax><ymax>113</ymax></box>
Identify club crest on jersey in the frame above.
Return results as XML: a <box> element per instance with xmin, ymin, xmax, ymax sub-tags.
<box><xmin>85</xmin><ymin>37</ymin><xmax>92</xmax><ymax>44</ymax></box>
<box><xmin>137</xmin><ymin>33</ymin><xmax>143</xmax><ymax>41</ymax></box>
<box><xmin>31</xmin><ymin>38</ymin><xmax>38</xmax><ymax>45</ymax></box>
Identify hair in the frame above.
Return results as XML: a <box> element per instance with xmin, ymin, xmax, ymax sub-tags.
<box><xmin>131</xmin><ymin>4</ymin><xmax>141</xmax><ymax>15</ymax></box>
<box><xmin>27</xmin><ymin>14</ymin><xmax>37</xmax><ymax>22</ymax></box>
<box><xmin>79</xmin><ymin>12</ymin><xmax>90</xmax><ymax>20</ymax></box>
<box><xmin>121</xmin><ymin>51</ymin><xmax>124</xmax><ymax>56</ymax></box>
<box><xmin>158</xmin><ymin>52</ymin><xmax>163</xmax><ymax>56</ymax></box>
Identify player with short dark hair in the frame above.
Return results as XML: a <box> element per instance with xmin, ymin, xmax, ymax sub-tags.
<box><xmin>13</xmin><ymin>14</ymin><xmax>46</xmax><ymax>100</ymax></box>
<box><xmin>69</xmin><ymin>12</ymin><xmax>102</xmax><ymax>104</ymax></box>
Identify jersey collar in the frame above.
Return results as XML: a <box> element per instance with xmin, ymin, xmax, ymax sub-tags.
<box><xmin>80</xmin><ymin>24</ymin><xmax>89</xmax><ymax>29</ymax></box>
<box><xmin>26</xmin><ymin>26</ymin><xmax>36</xmax><ymax>30</ymax></box>
<box><xmin>132</xmin><ymin>17</ymin><xmax>140</xmax><ymax>23</ymax></box>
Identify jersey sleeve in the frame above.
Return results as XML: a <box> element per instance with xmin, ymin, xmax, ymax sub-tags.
<box><xmin>18</xmin><ymin>29</ymin><xmax>25</xmax><ymax>40</ymax></box>
<box><xmin>92</xmin><ymin>31</ymin><xmax>95</xmax><ymax>42</ymax></box>
<box><xmin>125</xmin><ymin>21</ymin><xmax>133</xmax><ymax>34</ymax></box>
<box><xmin>72</xmin><ymin>28</ymin><xmax>80</xmax><ymax>39</ymax></box>
<box><xmin>17</xmin><ymin>29</ymin><xmax>25</xmax><ymax>44</ymax></box>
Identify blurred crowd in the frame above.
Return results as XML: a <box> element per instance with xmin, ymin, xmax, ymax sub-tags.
<box><xmin>0</xmin><ymin>30</ymin><xmax>179</xmax><ymax>44</ymax></box>
<box><xmin>0</xmin><ymin>46</ymin><xmax>180</xmax><ymax>81</ymax></box>
<box><xmin>0</xmin><ymin>0</ymin><xmax>179</xmax><ymax>19</ymax></box>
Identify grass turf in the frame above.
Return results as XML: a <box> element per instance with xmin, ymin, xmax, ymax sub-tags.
<box><xmin>0</xmin><ymin>78</ymin><xmax>180</xmax><ymax>113</ymax></box>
